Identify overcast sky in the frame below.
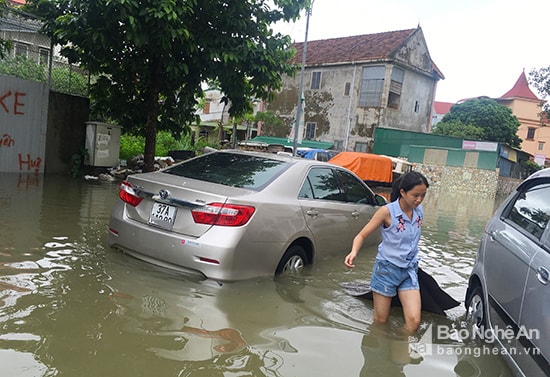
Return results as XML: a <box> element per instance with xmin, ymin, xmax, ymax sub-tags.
<box><xmin>273</xmin><ymin>0</ymin><xmax>549</xmax><ymax>103</ymax></box>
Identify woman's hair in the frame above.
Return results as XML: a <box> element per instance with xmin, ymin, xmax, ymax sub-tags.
<box><xmin>390</xmin><ymin>171</ymin><xmax>429</xmax><ymax>202</ymax></box>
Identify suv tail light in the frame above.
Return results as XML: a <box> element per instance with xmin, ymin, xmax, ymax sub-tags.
<box><xmin>119</xmin><ymin>180</ymin><xmax>143</xmax><ymax>207</ymax></box>
<box><xmin>192</xmin><ymin>203</ymin><xmax>255</xmax><ymax>226</ymax></box>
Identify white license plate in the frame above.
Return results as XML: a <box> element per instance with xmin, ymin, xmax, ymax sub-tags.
<box><xmin>149</xmin><ymin>202</ymin><xmax>177</xmax><ymax>230</ymax></box>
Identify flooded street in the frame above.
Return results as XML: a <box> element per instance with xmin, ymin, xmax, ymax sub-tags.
<box><xmin>1</xmin><ymin>173</ymin><xmax>513</xmax><ymax>377</ymax></box>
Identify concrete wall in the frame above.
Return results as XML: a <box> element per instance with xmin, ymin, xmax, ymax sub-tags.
<box><xmin>414</xmin><ymin>163</ymin><xmax>520</xmax><ymax>198</ymax></box>
<box><xmin>44</xmin><ymin>92</ymin><xmax>90</xmax><ymax>174</ymax></box>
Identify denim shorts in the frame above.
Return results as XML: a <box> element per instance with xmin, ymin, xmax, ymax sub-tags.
<box><xmin>370</xmin><ymin>259</ymin><xmax>419</xmax><ymax>297</ymax></box>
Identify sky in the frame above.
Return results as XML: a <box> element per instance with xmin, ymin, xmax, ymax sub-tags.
<box><xmin>273</xmin><ymin>0</ymin><xmax>549</xmax><ymax>104</ymax></box>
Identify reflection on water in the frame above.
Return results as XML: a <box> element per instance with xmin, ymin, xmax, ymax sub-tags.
<box><xmin>0</xmin><ymin>174</ymin><xmax>513</xmax><ymax>376</ymax></box>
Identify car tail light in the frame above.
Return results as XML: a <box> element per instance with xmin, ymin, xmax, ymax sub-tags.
<box><xmin>119</xmin><ymin>180</ymin><xmax>143</xmax><ymax>207</ymax></box>
<box><xmin>191</xmin><ymin>203</ymin><xmax>255</xmax><ymax>227</ymax></box>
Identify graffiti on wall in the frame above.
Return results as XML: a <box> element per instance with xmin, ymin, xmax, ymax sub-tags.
<box><xmin>0</xmin><ymin>77</ymin><xmax>48</xmax><ymax>173</ymax></box>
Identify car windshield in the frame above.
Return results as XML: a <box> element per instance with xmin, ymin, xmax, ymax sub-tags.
<box><xmin>163</xmin><ymin>152</ymin><xmax>290</xmax><ymax>190</ymax></box>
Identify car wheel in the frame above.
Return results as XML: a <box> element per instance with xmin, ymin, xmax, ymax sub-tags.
<box><xmin>276</xmin><ymin>245</ymin><xmax>307</xmax><ymax>277</ymax></box>
<box><xmin>466</xmin><ymin>285</ymin><xmax>486</xmax><ymax>329</ymax></box>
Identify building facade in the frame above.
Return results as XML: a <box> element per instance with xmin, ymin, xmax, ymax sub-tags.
<box><xmin>266</xmin><ymin>27</ymin><xmax>444</xmax><ymax>152</ymax></box>
<box><xmin>496</xmin><ymin>71</ymin><xmax>549</xmax><ymax>166</ymax></box>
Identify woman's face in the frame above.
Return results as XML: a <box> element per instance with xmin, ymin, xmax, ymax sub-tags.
<box><xmin>400</xmin><ymin>183</ymin><xmax>428</xmax><ymax>208</ymax></box>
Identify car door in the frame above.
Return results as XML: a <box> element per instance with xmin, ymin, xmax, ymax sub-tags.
<box><xmin>481</xmin><ymin>191</ymin><xmax>538</xmax><ymax>334</ymax></box>
<box><xmin>514</xmin><ymin>181</ymin><xmax>550</xmax><ymax>376</ymax></box>
<box><xmin>297</xmin><ymin>167</ymin><xmax>354</xmax><ymax>257</ymax></box>
<box><xmin>333</xmin><ymin>168</ymin><xmax>382</xmax><ymax>248</ymax></box>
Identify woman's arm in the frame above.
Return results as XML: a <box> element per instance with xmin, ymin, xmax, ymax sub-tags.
<box><xmin>344</xmin><ymin>206</ymin><xmax>389</xmax><ymax>268</ymax></box>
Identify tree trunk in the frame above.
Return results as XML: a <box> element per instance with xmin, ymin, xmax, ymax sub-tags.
<box><xmin>143</xmin><ymin>61</ymin><xmax>161</xmax><ymax>172</ymax></box>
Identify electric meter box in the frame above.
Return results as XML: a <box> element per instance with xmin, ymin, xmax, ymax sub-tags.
<box><xmin>85</xmin><ymin>121</ymin><xmax>122</xmax><ymax>167</ymax></box>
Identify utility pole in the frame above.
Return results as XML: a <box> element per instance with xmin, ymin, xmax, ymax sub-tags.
<box><xmin>292</xmin><ymin>2</ymin><xmax>313</xmax><ymax>156</ymax></box>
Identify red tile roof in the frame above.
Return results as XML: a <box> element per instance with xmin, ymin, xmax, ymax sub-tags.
<box><xmin>434</xmin><ymin>101</ymin><xmax>455</xmax><ymax>115</ymax></box>
<box><xmin>500</xmin><ymin>71</ymin><xmax>539</xmax><ymax>100</ymax></box>
<box><xmin>293</xmin><ymin>28</ymin><xmax>417</xmax><ymax>65</ymax></box>
<box><xmin>292</xmin><ymin>27</ymin><xmax>443</xmax><ymax>79</ymax></box>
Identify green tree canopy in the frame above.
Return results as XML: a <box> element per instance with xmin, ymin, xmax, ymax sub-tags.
<box><xmin>433</xmin><ymin>98</ymin><xmax>522</xmax><ymax>148</ymax></box>
<box><xmin>529</xmin><ymin>66</ymin><xmax>550</xmax><ymax>120</ymax></box>
<box><xmin>26</xmin><ymin>0</ymin><xmax>309</xmax><ymax>171</ymax></box>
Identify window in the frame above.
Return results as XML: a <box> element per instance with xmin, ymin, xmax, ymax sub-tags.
<box><xmin>538</xmin><ymin>142</ymin><xmax>544</xmax><ymax>151</ymax></box>
<box><xmin>507</xmin><ymin>182</ymin><xmax>550</xmax><ymax>240</ymax></box>
<box><xmin>414</xmin><ymin>101</ymin><xmax>420</xmax><ymax>113</ymax></box>
<box><xmin>387</xmin><ymin>67</ymin><xmax>404</xmax><ymax>110</ymax></box>
<box><xmin>311</xmin><ymin>71</ymin><xmax>321</xmax><ymax>90</ymax></box>
<box><xmin>344</xmin><ymin>82</ymin><xmax>351</xmax><ymax>96</ymax></box>
<box><xmin>354</xmin><ymin>142</ymin><xmax>368</xmax><ymax>153</ymax></box>
<box><xmin>359</xmin><ymin>66</ymin><xmax>385</xmax><ymax>107</ymax></box>
<box><xmin>527</xmin><ymin>127</ymin><xmax>535</xmax><ymax>140</ymax></box>
<box><xmin>299</xmin><ymin>168</ymin><xmax>344</xmax><ymax>201</ymax></box>
<box><xmin>164</xmin><ymin>152</ymin><xmax>290</xmax><ymax>190</ymax></box>
<box><xmin>335</xmin><ymin>170</ymin><xmax>375</xmax><ymax>204</ymax></box>
<box><xmin>39</xmin><ymin>48</ymin><xmax>49</xmax><ymax>65</ymax></box>
<box><xmin>14</xmin><ymin>42</ymin><xmax>29</xmax><ymax>57</ymax></box>
<box><xmin>203</xmin><ymin>102</ymin><xmax>211</xmax><ymax>114</ymax></box>
<box><xmin>305</xmin><ymin>122</ymin><xmax>316</xmax><ymax>140</ymax></box>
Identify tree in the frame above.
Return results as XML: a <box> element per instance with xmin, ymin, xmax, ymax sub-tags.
<box><xmin>26</xmin><ymin>0</ymin><xmax>309</xmax><ymax>171</ymax></box>
<box><xmin>0</xmin><ymin>0</ymin><xmax>12</xmax><ymax>58</ymax></box>
<box><xmin>433</xmin><ymin>98</ymin><xmax>522</xmax><ymax>147</ymax></box>
<box><xmin>529</xmin><ymin>66</ymin><xmax>550</xmax><ymax>121</ymax></box>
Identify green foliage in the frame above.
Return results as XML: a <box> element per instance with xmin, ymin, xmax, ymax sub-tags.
<box><xmin>119</xmin><ymin>133</ymin><xmax>145</xmax><ymax>161</ymax></box>
<box><xmin>50</xmin><ymin>66</ymin><xmax>88</xmax><ymax>95</ymax></box>
<box><xmin>435</xmin><ymin>98</ymin><xmax>522</xmax><ymax>147</ymax></box>
<box><xmin>0</xmin><ymin>55</ymin><xmax>88</xmax><ymax>95</ymax></box>
<box><xmin>69</xmin><ymin>147</ymin><xmax>88</xmax><ymax>177</ymax></box>
<box><xmin>433</xmin><ymin>120</ymin><xmax>485</xmax><ymax>140</ymax></box>
<box><xmin>0</xmin><ymin>55</ymin><xmax>47</xmax><ymax>81</ymax></box>
<box><xmin>522</xmin><ymin>159</ymin><xmax>543</xmax><ymax>176</ymax></box>
<box><xmin>26</xmin><ymin>0</ymin><xmax>308</xmax><ymax>171</ymax></box>
<box><xmin>529</xmin><ymin>66</ymin><xmax>550</xmax><ymax>122</ymax></box>
<box><xmin>253</xmin><ymin>110</ymin><xmax>283</xmax><ymax>135</ymax></box>
<box><xmin>120</xmin><ymin>131</ymin><xmax>219</xmax><ymax>160</ymax></box>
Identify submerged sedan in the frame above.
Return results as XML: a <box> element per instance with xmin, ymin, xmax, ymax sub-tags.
<box><xmin>108</xmin><ymin>150</ymin><xmax>386</xmax><ymax>281</ymax></box>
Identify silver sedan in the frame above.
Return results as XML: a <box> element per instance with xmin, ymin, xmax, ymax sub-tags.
<box><xmin>108</xmin><ymin>150</ymin><xmax>386</xmax><ymax>281</ymax></box>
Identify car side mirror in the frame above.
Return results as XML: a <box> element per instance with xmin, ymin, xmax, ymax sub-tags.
<box><xmin>375</xmin><ymin>194</ymin><xmax>387</xmax><ymax>206</ymax></box>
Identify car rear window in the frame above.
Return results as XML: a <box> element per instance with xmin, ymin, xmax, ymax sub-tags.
<box><xmin>163</xmin><ymin>152</ymin><xmax>290</xmax><ymax>190</ymax></box>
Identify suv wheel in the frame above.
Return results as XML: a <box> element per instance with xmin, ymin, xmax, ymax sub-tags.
<box><xmin>466</xmin><ymin>285</ymin><xmax>486</xmax><ymax>328</ymax></box>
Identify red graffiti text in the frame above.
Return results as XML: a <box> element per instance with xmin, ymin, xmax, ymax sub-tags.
<box><xmin>18</xmin><ymin>154</ymin><xmax>42</xmax><ymax>173</ymax></box>
<box><xmin>1</xmin><ymin>133</ymin><xmax>15</xmax><ymax>147</ymax></box>
<box><xmin>0</xmin><ymin>90</ymin><xmax>26</xmax><ymax>115</ymax></box>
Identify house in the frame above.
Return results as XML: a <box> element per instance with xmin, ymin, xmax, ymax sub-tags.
<box><xmin>496</xmin><ymin>71</ymin><xmax>548</xmax><ymax>166</ymax></box>
<box><xmin>432</xmin><ymin>101</ymin><xmax>454</xmax><ymax>125</ymax></box>
<box><xmin>433</xmin><ymin>72</ymin><xmax>549</xmax><ymax>167</ymax></box>
<box><xmin>194</xmin><ymin>89</ymin><xmax>261</xmax><ymax>145</ymax></box>
<box><xmin>0</xmin><ymin>3</ymin><xmax>52</xmax><ymax>65</ymax></box>
<box><xmin>265</xmin><ymin>26</ymin><xmax>444</xmax><ymax>153</ymax></box>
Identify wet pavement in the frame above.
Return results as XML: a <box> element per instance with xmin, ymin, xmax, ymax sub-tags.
<box><xmin>0</xmin><ymin>173</ymin><xmax>513</xmax><ymax>376</ymax></box>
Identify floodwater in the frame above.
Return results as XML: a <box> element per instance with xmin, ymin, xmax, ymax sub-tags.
<box><xmin>0</xmin><ymin>173</ymin><xmax>514</xmax><ymax>377</ymax></box>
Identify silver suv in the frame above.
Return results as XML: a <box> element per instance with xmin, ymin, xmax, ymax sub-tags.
<box><xmin>465</xmin><ymin>168</ymin><xmax>550</xmax><ymax>377</ymax></box>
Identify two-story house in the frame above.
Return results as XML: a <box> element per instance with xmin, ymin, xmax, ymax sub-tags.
<box><xmin>496</xmin><ymin>71</ymin><xmax>549</xmax><ymax>166</ymax></box>
<box><xmin>265</xmin><ymin>26</ymin><xmax>444</xmax><ymax>152</ymax></box>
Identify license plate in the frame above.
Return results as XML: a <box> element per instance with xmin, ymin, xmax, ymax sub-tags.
<box><xmin>149</xmin><ymin>202</ymin><xmax>177</xmax><ymax>230</ymax></box>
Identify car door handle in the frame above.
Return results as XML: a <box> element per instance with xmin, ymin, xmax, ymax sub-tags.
<box><xmin>351</xmin><ymin>210</ymin><xmax>360</xmax><ymax>219</ymax></box>
<box><xmin>306</xmin><ymin>209</ymin><xmax>319</xmax><ymax>218</ymax></box>
<box><xmin>536</xmin><ymin>266</ymin><xmax>550</xmax><ymax>285</ymax></box>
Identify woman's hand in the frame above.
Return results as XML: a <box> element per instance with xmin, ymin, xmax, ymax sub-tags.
<box><xmin>344</xmin><ymin>252</ymin><xmax>357</xmax><ymax>268</ymax></box>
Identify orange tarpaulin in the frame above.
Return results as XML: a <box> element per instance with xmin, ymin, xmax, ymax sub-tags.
<box><xmin>329</xmin><ymin>152</ymin><xmax>393</xmax><ymax>184</ymax></box>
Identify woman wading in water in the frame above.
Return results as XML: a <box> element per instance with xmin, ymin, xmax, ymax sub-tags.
<box><xmin>344</xmin><ymin>171</ymin><xmax>429</xmax><ymax>333</ymax></box>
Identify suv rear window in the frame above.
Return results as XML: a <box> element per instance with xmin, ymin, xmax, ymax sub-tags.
<box><xmin>164</xmin><ymin>152</ymin><xmax>289</xmax><ymax>190</ymax></box>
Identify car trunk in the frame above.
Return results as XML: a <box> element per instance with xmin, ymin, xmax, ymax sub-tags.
<box><xmin>124</xmin><ymin>171</ymin><xmax>253</xmax><ymax>238</ymax></box>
